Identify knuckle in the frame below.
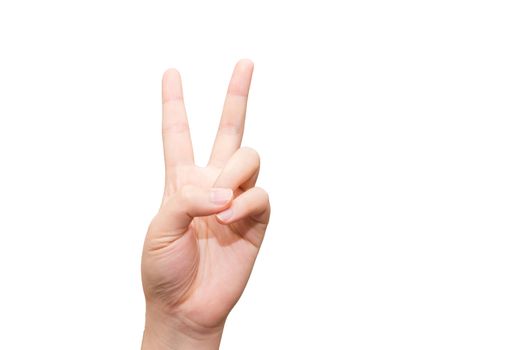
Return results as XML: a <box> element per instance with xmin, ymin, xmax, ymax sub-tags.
<box><xmin>254</xmin><ymin>187</ymin><xmax>269</xmax><ymax>203</ymax></box>
<box><xmin>162</xmin><ymin>120</ymin><xmax>189</xmax><ymax>134</ymax></box>
<box><xmin>251</xmin><ymin>187</ymin><xmax>271</xmax><ymax>223</ymax></box>
<box><xmin>218</xmin><ymin>121</ymin><xmax>241</xmax><ymax>135</ymax></box>
<box><xmin>240</xmin><ymin>147</ymin><xmax>260</xmax><ymax>167</ymax></box>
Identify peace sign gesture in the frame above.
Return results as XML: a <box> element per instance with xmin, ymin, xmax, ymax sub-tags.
<box><xmin>141</xmin><ymin>59</ymin><xmax>270</xmax><ymax>350</ymax></box>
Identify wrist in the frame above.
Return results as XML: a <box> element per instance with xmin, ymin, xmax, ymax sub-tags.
<box><xmin>141</xmin><ymin>304</ymin><xmax>225</xmax><ymax>350</ymax></box>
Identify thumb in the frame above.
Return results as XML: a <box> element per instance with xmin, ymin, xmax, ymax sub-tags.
<box><xmin>148</xmin><ymin>185</ymin><xmax>233</xmax><ymax>236</ymax></box>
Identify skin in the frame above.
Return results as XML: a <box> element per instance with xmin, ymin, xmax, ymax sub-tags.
<box><xmin>141</xmin><ymin>59</ymin><xmax>270</xmax><ymax>350</ymax></box>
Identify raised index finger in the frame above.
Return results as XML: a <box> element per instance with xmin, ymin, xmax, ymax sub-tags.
<box><xmin>208</xmin><ymin>59</ymin><xmax>254</xmax><ymax>167</ymax></box>
<box><xmin>162</xmin><ymin>69</ymin><xmax>194</xmax><ymax>170</ymax></box>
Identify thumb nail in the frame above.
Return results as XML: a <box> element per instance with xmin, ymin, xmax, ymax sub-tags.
<box><xmin>209</xmin><ymin>188</ymin><xmax>233</xmax><ymax>205</ymax></box>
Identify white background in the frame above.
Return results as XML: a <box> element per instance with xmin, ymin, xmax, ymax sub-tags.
<box><xmin>1</xmin><ymin>1</ymin><xmax>523</xmax><ymax>349</ymax></box>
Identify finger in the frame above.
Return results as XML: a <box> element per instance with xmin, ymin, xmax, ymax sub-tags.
<box><xmin>162</xmin><ymin>69</ymin><xmax>194</xmax><ymax>170</ymax></box>
<box><xmin>216</xmin><ymin>187</ymin><xmax>270</xmax><ymax>225</ymax></box>
<box><xmin>150</xmin><ymin>185</ymin><xmax>233</xmax><ymax>236</ymax></box>
<box><xmin>213</xmin><ymin>147</ymin><xmax>260</xmax><ymax>191</ymax></box>
<box><xmin>208</xmin><ymin>59</ymin><xmax>254</xmax><ymax>167</ymax></box>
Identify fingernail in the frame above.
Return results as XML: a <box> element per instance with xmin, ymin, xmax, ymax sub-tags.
<box><xmin>210</xmin><ymin>188</ymin><xmax>233</xmax><ymax>205</ymax></box>
<box><xmin>217</xmin><ymin>208</ymin><xmax>234</xmax><ymax>222</ymax></box>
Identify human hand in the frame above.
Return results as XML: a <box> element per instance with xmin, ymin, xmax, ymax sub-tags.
<box><xmin>141</xmin><ymin>59</ymin><xmax>270</xmax><ymax>350</ymax></box>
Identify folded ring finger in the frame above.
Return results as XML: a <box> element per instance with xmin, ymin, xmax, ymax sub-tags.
<box><xmin>212</xmin><ymin>147</ymin><xmax>260</xmax><ymax>191</ymax></box>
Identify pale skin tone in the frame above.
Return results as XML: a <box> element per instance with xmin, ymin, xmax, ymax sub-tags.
<box><xmin>141</xmin><ymin>59</ymin><xmax>270</xmax><ymax>350</ymax></box>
